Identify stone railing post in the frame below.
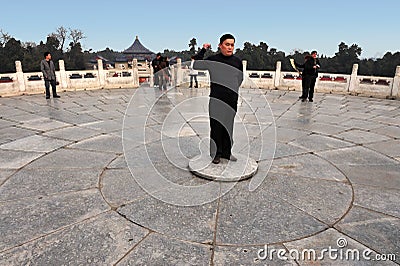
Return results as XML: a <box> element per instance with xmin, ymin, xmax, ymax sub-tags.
<box><xmin>391</xmin><ymin>66</ymin><xmax>400</xmax><ymax>98</ymax></box>
<box><xmin>348</xmin><ymin>63</ymin><xmax>359</xmax><ymax>93</ymax></box>
<box><xmin>149</xmin><ymin>66</ymin><xmax>154</xmax><ymax>87</ymax></box>
<box><xmin>274</xmin><ymin>61</ymin><xmax>281</xmax><ymax>87</ymax></box>
<box><xmin>132</xmin><ymin>59</ymin><xmax>139</xmax><ymax>87</ymax></box>
<box><xmin>58</xmin><ymin>60</ymin><xmax>68</xmax><ymax>89</ymax></box>
<box><xmin>97</xmin><ymin>59</ymin><xmax>106</xmax><ymax>87</ymax></box>
<box><xmin>15</xmin><ymin>61</ymin><xmax>26</xmax><ymax>93</ymax></box>
<box><xmin>170</xmin><ymin>65</ymin><xmax>175</xmax><ymax>87</ymax></box>
<box><xmin>176</xmin><ymin>58</ymin><xmax>183</xmax><ymax>86</ymax></box>
<box><xmin>241</xmin><ymin>60</ymin><xmax>247</xmax><ymax>88</ymax></box>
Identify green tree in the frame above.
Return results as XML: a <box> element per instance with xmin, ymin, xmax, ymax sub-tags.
<box><xmin>188</xmin><ymin>38</ymin><xmax>197</xmax><ymax>54</ymax></box>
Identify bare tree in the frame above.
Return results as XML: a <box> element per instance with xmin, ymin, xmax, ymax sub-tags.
<box><xmin>51</xmin><ymin>26</ymin><xmax>68</xmax><ymax>51</ymax></box>
<box><xmin>69</xmin><ymin>28</ymin><xmax>85</xmax><ymax>46</ymax></box>
<box><xmin>0</xmin><ymin>29</ymin><xmax>12</xmax><ymax>47</ymax></box>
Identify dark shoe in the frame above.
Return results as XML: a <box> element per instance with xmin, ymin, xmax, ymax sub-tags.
<box><xmin>53</xmin><ymin>95</ymin><xmax>60</xmax><ymax>98</ymax></box>
<box><xmin>299</xmin><ymin>96</ymin><xmax>305</xmax><ymax>99</ymax></box>
<box><xmin>212</xmin><ymin>156</ymin><xmax>221</xmax><ymax>164</ymax></box>
<box><xmin>301</xmin><ymin>98</ymin><xmax>306</xmax><ymax>102</ymax></box>
<box><xmin>309</xmin><ymin>99</ymin><xmax>313</xmax><ymax>102</ymax></box>
<box><xmin>46</xmin><ymin>96</ymin><xmax>50</xmax><ymax>99</ymax></box>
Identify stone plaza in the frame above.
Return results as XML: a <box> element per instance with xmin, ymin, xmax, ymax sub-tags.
<box><xmin>0</xmin><ymin>85</ymin><xmax>399</xmax><ymax>265</ymax></box>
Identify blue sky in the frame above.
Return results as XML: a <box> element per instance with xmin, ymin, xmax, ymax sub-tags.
<box><xmin>2</xmin><ymin>0</ymin><xmax>399</xmax><ymax>58</ymax></box>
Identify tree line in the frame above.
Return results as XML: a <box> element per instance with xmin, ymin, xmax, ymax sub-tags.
<box><xmin>165</xmin><ymin>38</ymin><xmax>400</xmax><ymax>77</ymax></box>
<box><xmin>1</xmin><ymin>29</ymin><xmax>399</xmax><ymax>77</ymax></box>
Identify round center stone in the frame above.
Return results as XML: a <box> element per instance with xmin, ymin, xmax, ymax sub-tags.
<box><xmin>188</xmin><ymin>154</ymin><xmax>258</xmax><ymax>182</ymax></box>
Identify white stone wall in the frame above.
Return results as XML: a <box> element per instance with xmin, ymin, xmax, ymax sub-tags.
<box><xmin>0</xmin><ymin>60</ymin><xmax>399</xmax><ymax>99</ymax></box>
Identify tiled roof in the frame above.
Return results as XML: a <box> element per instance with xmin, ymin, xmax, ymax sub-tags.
<box><xmin>123</xmin><ymin>36</ymin><xmax>154</xmax><ymax>55</ymax></box>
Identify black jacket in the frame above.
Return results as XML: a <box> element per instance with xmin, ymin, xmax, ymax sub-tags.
<box><xmin>193</xmin><ymin>48</ymin><xmax>243</xmax><ymax>104</ymax></box>
<box><xmin>295</xmin><ymin>57</ymin><xmax>321</xmax><ymax>77</ymax></box>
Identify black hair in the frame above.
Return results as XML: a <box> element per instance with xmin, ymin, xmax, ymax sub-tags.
<box><xmin>311</xmin><ymin>50</ymin><xmax>318</xmax><ymax>55</ymax></box>
<box><xmin>219</xmin><ymin>33</ymin><xmax>235</xmax><ymax>44</ymax></box>
<box><xmin>44</xmin><ymin>51</ymin><xmax>50</xmax><ymax>58</ymax></box>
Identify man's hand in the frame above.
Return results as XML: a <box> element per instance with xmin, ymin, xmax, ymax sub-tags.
<box><xmin>203</xmin><ymin>43</ymin><xmax>211</xmax><ymax>49</ymax></box>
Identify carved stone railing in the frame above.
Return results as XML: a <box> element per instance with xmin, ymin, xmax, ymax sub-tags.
<box><xmin>0</xmin><ymin>59</ymin><xmax>399</xmax><ymax>99</ymax></box>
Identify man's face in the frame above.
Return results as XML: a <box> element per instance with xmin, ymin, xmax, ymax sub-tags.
<box><xmin>46</xmin><ymin>54</ymin><xmax>52</xmax><ymax>60</ymax></box>
<box><xmin>311</xmin><ymin>53</ymin><xmax>317</xmax><ymax>58</ymax></box>
<box><xmin>219</xmin><ymin>39</ymin><xmax>235</xmax><ymax>56</ymax></box>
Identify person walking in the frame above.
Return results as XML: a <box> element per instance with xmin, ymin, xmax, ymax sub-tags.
<box><xmin>40</xmin><ymin>52</ymin><xmax>60</xmax><ymax>99</ymax></box>
<box><xmin>193</xmin><ymin>33</ymin><xmax>243</xmax><ymax>164</ymax></box>
<box><xmin>295</xmin><ymin>51</ymin><xmax>320</xmax><ymax>102</ymax></box>
<box><xmin>189</xmin><ymin>56</ymin><xmax>198</xmax><ymax>88</ymax></box>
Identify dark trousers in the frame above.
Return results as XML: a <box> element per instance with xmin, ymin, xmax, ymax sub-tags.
<box><xmin>209</xmin><ymin>97</ymin><xmax>237</xmax><ymax>158</ymax></box>
<box><xmin>45</xmin><ymin>80</ymin><xmax>57</xmax><ymax>97</ymax></box>
<box><xmin>154</xmin><ymin>71</ymin><xmax>159</xmax><ymax>86</ymax></box>
<box><xmin>301</xmin><ymin>75</ymin><xmax>316</xmax><ymax>100</ymax></box>
<box><xmin>189</xmin><ymin>75</ymin><xmax>198</xmax><ymax>88</ymax></box>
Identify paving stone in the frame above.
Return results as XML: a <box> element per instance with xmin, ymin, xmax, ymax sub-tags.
<box><xmin>341</xmin><ymin>118</ymin><xmax>386</xmax><ymax>131</ymax></box>
<box><xmin>266</xmin><ymin>174</ymin><xmax>352</xmax><ymax>225</ymax></box>
<box><xmin>216</xmin><ymin>181</ymin><xmax>327</xmax><ymax>245</ymax></box>
<box><xmin>118</xmin><ymin>233</ymin><xmax>211</xmax><ymax>266</ymax></box>
<box><xmin>269</xmin><ymin>154</ymin><xmax>347</xmax><ymax>182</ymax></box>
<box><xmin>335</xmin><ymin>206</ymin><xmax>400</xmax><ymax>264</ymax></box>
<box><xmin>308</xmin><ymin>122</ymin><xmax>348</xmax><ymax>136</ymax></box>
<box><xmin>80</xmin><ymin>120</ymin><xmax>123</xmax><ymax>134</ymax></box>
<box><xmin>101</xmin><ymin>168</ymin><xmax>148</xmax><ymax>207</ymax></box>
<box><xmin>0</xmin><ymin>189</ymin><xmax>109</xmax><ymax>252</ymax></box>
<box><xmin>273</xmin><ymin>142</ymin><xmax>308</xmax><ymax>158</ymax></box>
<box><xmin>0</xmin><ymin>126</ymin><xmax>37</xmax><ymax>145</ymax></box>
<box><xmin>0</xmin><ymin>211</ymin><xmax>148</xmax><ymax>265</ymax></box>
<box><xmin>365</xmin><ymin>140</ymin><xmax>400</xmax><ymax>159</ymax></box>
<box><xmin>275</xmin><ymin>127</ymin><xmax>309</xmax><ymax>143</ymax></box>
<box><xmin>0</xmin><ymin>168</ymin><xmax>100</xmax><ymax>201</ymax></box>
<box><xmin>0</xmin><ymin>149</ymin><xmax>44</xmax><ymax>169</ymax></box>
<box><xmin>68</xmin><ymin>134</ymin><xmax>123</xmax><ymax>153</ymax></box>
<box><xmin>317</xmin><ymin>146</ymin><xmax>397</xmax><ymax>166</ymax></box>
<box><xmin>19</xmin><ymin>117</ymin><xmax>71</xmax><ymax>132</ymax></box>
<box><xmin>289</xmin><ymin>133</ymin><xmax>353</xmax><ymax>152</ymax></box>
<box><xmin>352</xmin><ymin>183</ymin><xmax>400</xmax><ymax>218</ymax></box>
<box><xmin>0</xmin><ymin>169</ymin><xmax>16</xmax><ymax>186</ymax></box>
<box><xmin>371</xmin><ymin>126</ymin><xmax>400</xmax><ymax>139</ymax></box>
<box><xmin>43</xmin><ymin>125</ymin><xmax>101</xmax><ymax>142</ymax></box>
<box><xmin>0</xmin><ymin>134</ymin><xmax>71</xmax><ymax>153</ymax></box>
<box><xmin>24</xmin><ymin>148</ymin><xmax>115</xmax><ymax>169</ymax></box>
<box><xmin>336</xmin><ymin>129</ymin><xmax>391</xmax><ymax>144</ymax></box>
<box><xmin>337</xmin><ymin>164</ymin><xmax>400</xmax><ymax>189</ymax></box>
<box><xmin>108</xmin><ymin>154</ymin><xmax>128</xmax><ymax>168</ymax></box>
<box><xmin>118</xmin><ymin>196</ymin><xmax>218</xmax><ymax>243</ymax></box>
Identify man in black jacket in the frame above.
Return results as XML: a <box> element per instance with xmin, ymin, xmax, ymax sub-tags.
<box><xmin>193</xmin><ymin>33</ymin><xmax>243</xmax><ymax>164</ymax></box>
<box><xmin>295</xmin><ymin>51</ymin><xmax>320</xmax><ymax>102</ymax></box>
<box><xmin>40</xmin><ymin>52</ymin><xmax>60</xmax><ymax>99</ymax></box>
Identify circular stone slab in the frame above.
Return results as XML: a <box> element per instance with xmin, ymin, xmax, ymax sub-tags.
<box><xmin>188</xmin><ymin>154</ymin><xmax>258</xmax><ymax>182</ymax></box>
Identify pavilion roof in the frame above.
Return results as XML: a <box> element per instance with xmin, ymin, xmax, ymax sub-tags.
<box><xmin>123</xmin><ymin>36</ymin><xmax>154</xmax><ymax>55</ymax></box>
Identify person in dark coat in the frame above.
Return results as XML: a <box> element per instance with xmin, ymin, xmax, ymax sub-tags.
<box><xmin>193</xmin><ymin>33</ymin><xmax>243</xmax><ymax>164</ymax></box>
<box><xmin>40</xmin><ymin>52</ymin><xmax>60</xmax><ymax>99</ymax></box>
<box><xmin>151</xmin><ymin>53</ymin><xmax>162</xmax><ymax>86</ymax></box>
<box><xmin>295</xmin><ymin>51</ymin><xmax>320</xmax><ymax>102</ymax></box>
